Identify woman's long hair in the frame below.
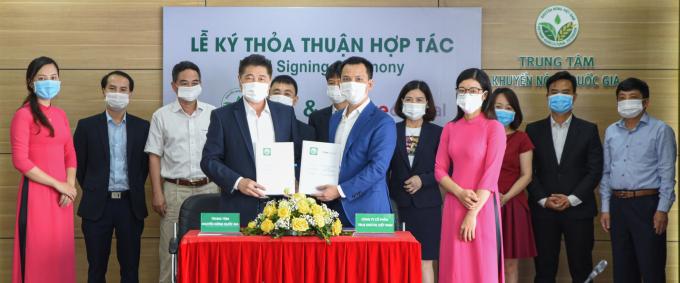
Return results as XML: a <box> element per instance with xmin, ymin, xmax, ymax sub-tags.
<box><xmin>22</xmin><ymin>56</ymin><xmax>59</xmax><ymax>137</ymax></box>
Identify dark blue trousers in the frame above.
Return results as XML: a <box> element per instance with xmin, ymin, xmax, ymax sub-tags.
<box><xmin>610</xmin><ymin>194</ymin><xmax>666</xmax><ymax>283</ymax></box>
<box><xmin>82</xmin><ymin>196</ymin><xmax>144</xmax><ymax>283</ymax></box>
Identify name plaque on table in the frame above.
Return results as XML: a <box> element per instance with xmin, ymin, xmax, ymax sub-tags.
<box><xmin>200</xmin><ymin>213</ymin><xmax>240</xmax><ymax>234</ymax></box>
<box><xmin>355</xmin><ymin>213</ymin><xmax>395</xmax><ymax>234</ymax></box>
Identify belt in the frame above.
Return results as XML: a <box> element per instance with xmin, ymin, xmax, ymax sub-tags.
<box><xmin>164</xmin><ymin>177</ymin><xmax>210</xmax><ymax>187</ymax></box>
<box><xmin>108</xmin><ymin>190</ymin><xmax>129</xmax><ymax>200</ymax></box>
<box><xmin>612</xmin><ymin>189</ymin><xmax>659</xmax><ymax>199</ymax></box>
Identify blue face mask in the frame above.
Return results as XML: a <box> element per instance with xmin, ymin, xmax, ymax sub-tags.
<box><xmin>495</xmin><ymin>109</ymin><xmax>515</xmax><ymax>126</ymax></box>
<box><xmin>548</xmin><ymin>93</ymin><xmax>573</xmax><ymax>114</ymax></box>
<box><xmin>33</xmin><ymin>80</ymin><xmax>61</xmax><ymax>100</ymax></box>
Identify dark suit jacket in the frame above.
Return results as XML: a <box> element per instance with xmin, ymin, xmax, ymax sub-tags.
<box><xmin>297</xmin><ymin>120</ymin><xmax>316</xmax><ymax>141</ymax></box>
<box><xmin>526</xmin><ymin>115</ymin><xmax>603</xmax><ymax>219</ymax></box>
<box><xmin>74</xmin><ymin>112</ymin><xmax>150</xmax><ymax>221</ymax></box>
<box><xmin>308</xmin><ymin>106</ymin><xmax>332</xmax><ymax>142</ymax></box>
<box><xmin>201</xmin><ymin>99</ymin><xmax>300</xmax><ymax>225</ymax></box>
<box><xmin>388</xmin><ymin>121</ymin><xmax>443</xmax><ymax>208</ymax></box>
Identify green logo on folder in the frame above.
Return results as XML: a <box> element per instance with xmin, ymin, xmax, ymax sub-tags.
<box><xmin>355</xmin><ymin>213</ymin><xmax>395</xmax><ymax>233</ymax></box>
<box><xmin>200</xmin><ymin>213</ymin><xmax>240</xmax><ymax>233</ymax></box>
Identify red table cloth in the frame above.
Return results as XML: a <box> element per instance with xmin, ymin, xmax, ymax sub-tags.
<box><xmin>178</xmin><ymin>230</ymin><xmax>422</xmax><ymax>283</ymax></box>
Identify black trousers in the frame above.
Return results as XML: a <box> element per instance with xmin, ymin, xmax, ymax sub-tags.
<box><xmin>532</xmin><ymin>215</ymin><xmax>594</xmax><ymax>283</ymax></box>
<box><xmin>610</xmin><ymin>195</ymin><xmax>666</xmax><ymax>283</ymax></box>
<box><xmin>82</xmin><ymin>196</ymin><xmax>144</xmax><ymax>283</ymax></box>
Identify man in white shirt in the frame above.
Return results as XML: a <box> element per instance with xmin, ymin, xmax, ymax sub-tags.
<box><xmin>526</xmin><ymin>71</ymin><xmax>603</xmax><ymax>283</ymax></box>
<box><xmin>201</xmin><ymin>54</ymin><xmax>300</xmax><ymax>225</ymax></box>
<box><xmin>144</xmin><ymin>61</ymin><xmax>218</xmax><ymax>283</ymax></box>
<box><xmin>316</xmin><ymin>56</ymin><xmax>396</xmax><ymax>227</ymax></box>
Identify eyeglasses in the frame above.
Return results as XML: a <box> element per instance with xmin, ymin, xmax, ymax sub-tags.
<box><xmin>456</xmin><ymin>87</ymin><xmax>485</xmax><ymax>95</ymax></box>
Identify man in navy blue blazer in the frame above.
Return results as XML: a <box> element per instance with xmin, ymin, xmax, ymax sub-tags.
<box><xmin>201</xmin><ymin>54</ymin><xmax>300</xmax><ymax>225</ymax></box>
<box><xmin>74</xmin><ymin>71</ymin><xmax>149</xmax><ymax>283</ymax></box>
<box><xmin>315</xmin><ymin>56</ymin><xmax>397</xmax><ymax>227</ymax></box>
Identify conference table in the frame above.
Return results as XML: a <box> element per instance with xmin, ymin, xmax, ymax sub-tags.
<box><xmin>178</xmin><ymin>230</ymin><xmax>422</xmax><ymax>283</ymax></box>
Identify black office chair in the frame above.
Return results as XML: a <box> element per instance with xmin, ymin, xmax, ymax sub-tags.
<box><xmin>169</xmin><ymin>193</ymin><xmax>222</xmax><ymax>283</ymax></box>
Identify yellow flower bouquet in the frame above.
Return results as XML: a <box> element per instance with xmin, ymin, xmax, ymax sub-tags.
<box><xmin>242</xmin><ymin>189</ymin><xmax>344</xmax><ymax>242</ymax></box>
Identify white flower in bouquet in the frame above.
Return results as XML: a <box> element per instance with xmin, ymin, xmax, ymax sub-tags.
<box><xmin>303</xmin><ymin>215</ymin><xmax>315</xmax><ymax>226</ymax></box>
<box><xmin>275</xmin><ymin>217</ymin><xmax>290</xmax><ymax>229</ymax></box>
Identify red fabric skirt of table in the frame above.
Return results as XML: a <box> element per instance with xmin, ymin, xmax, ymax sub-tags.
<box><xmin>178</xmin><ymin>230</ymin><xmax>422</xmax><ymax>283</ymax></box>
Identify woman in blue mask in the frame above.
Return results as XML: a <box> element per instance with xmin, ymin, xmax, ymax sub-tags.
<box><xmin>10</xmin><ymin>56</ymin><xmax>77</xmax><ymax>283</ymax></box>
<box><xmin>485</xmin><ymin>87</ymin><xmax>536</xmax><ymax>283</ymax></box>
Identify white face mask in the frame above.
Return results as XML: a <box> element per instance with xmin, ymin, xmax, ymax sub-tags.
<box><xmin>617</xmin><ymin>99</ymin><xmax>644</xmax><ymax>119</ymax></box>
<box><xmin>177</xmin><ymin>85</ymin><xmax>202</xmax><ymax>102</ymax></box>
<box><xmin>326</xmin><ymin>85</ymin><xmax>345</xmax><ymax>104</ymax></box>
<box><xmin>340</xmin><ymin>82</ymin><xmax>367</xmax><ymax>105</ymax></box>
<box><xmin>105</xmin><ymin>92</ymin><xmax>130</xmax><ymax>111</ymax></box>
<box><xmin>241</xmin><ymin>82</ymin><xmax>269</xmax><ymax>103</ymax></box>
<box><xmin>456</xmin><ymin>93</ymin><xmax>484</xmax><ymax>114</ymax></box>
<box><xmin>268</xmin><ymin>94</ymin><xmax>294</xmax><ymax>106</ymax></box>
<box><xmin>402</xmin><ymin>102</ymin><xmax>427</xmax><ymax>121</ymax></box>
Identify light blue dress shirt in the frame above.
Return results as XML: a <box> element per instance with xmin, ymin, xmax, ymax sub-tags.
<box><xmin>107</xmin><ymin>111</ymin><xmax>129</xmax><ymax>192</ymax></box>
<box><xmin>600</xmin><ymin>113</ymin><xmax>677</xmax><ymax>212</ymax></box>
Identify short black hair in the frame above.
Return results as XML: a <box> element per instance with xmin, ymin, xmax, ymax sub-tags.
<box><xmin>238</xmin><ymin>54</ymin><xmax>272</xmax><ymax>77</ymax></box>
<box><xmin>271</xmin><ymin>75</ymin><xmax>298</xmax><ymax>96</ymax></box>
<box><xmin>485</xmin><ymin>87</ymin><xmax>524</xmax><ymax>130</ymax></box>
<box><xmin>101</xmin><ymin>70</ymin><xmax>134</xmax><ymax>92</ymax></box>
<box><xmin>341</xmin><ymin>56</ymin><xmax>373</xmax><ymax>79</ymax></box>
<box><xmin>172</xmin><ymin>61</ymin><xmax>201</xmax><ymax>82</ymax></box>
<box><xmin>325</xmin><ymin>60</ymin><xmax>342</xmax><ymax>81</ymax></box>
<box><xmin>546</xmin><ymin>71</ymin><xmax>577</xmax><ymax>93</ymax></box>
<box><xmin>453</xmin><ymin>68</ymin><xmax>493</xmax><ymax>122</ymax></box>
<box><xmin>393</xmin><ymin>80</ymin><xmax>437</xmax><ymax>122</ymax></box>
<box><xmin>616</xmin><ymin>77</ymin><xmax>649</xmax><ymax>99</ymax></box>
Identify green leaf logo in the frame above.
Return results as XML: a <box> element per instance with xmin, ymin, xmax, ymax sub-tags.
<box><xmin>557</xmin><ymin>22</ymin><xmax>574</xmax><ymax>41</ymax></box>
<box><xmin>555</xmin><ymin>15</ymin><xmax>561</xmax><ymax>25</ymax></box>
<box><xmin>539</xmin><ymin>22</ymin><xmax>557</xmax><ymax>41</ymax></box>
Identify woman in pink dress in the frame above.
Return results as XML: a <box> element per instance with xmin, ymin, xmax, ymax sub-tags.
<box><xmin>435</xmin><ymin>68</ymin><xmax>506</xmax><ymax>283</ymax></box>
<box><xmin>11</xmin><ymin>56</ymin><xmax>78</xmax><ymax>283</ymax></box>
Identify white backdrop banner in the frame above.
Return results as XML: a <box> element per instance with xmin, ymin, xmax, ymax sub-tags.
<box><xmin>163</xmin><ymin>7</ymin><xmax>481</xmax><ymax>125</ymax></box>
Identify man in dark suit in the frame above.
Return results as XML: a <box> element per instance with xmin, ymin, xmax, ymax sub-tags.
<box><xmin>308</xmin><ymin>61</ymin><xmax>348</xmax><ymax>142</ymax></box>
<box><xmin>315</xmin><ymin>56</ymin><xmax>397</xmax><ymax>227</ymax></box>
<box><xmin>74</xmin><ymin>70</ymin><xmax>150</xmax><ymax>283</ymax></box>
<box><xmin>267</xmin><ymin>74</ymin><xmax>316</xmax><ymax>141</ymax></box>
<box><xmin>526</xmin><ymin>71</ymin><xmax>603</xmax><ymax>283</ymax></box>
<box><xmin>201</xmin><ymin>54</ymin><xmax>300</xmax><ymax>225</ymax></box>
